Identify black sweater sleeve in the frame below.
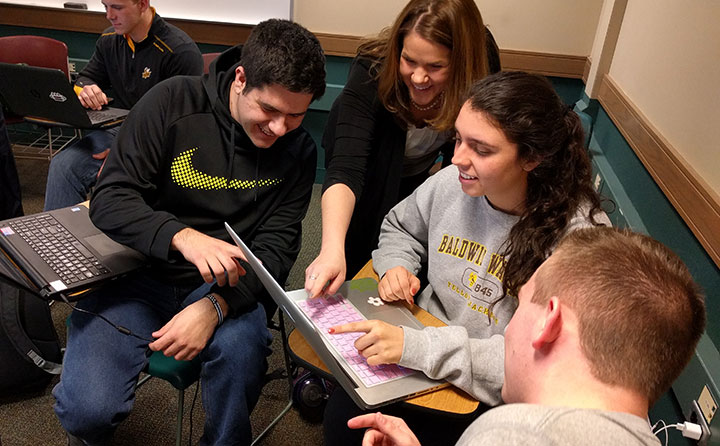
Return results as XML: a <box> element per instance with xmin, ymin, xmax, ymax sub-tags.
<box><xmin>89</xmin><ymin>79</ymin><xmax>187</xmax><ymax>259</ymax></box>
<box><xmin>321</xmin><ymin>57</ymin><xmax>385</xmax><ymax>200</ymax></box>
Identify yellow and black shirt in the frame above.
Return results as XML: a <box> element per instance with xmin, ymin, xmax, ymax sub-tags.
<box><xmin>75</xmin><ymin>11</ymin><xmax>202</xmax><ymax>109</ymax></box>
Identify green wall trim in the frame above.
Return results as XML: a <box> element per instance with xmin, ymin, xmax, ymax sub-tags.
<box><xmin>673</xmin><ymin>334</ymin><xmax>720</xmax><ymax>444</ymax></box>
<box><xmin>590</xmin><ymin>103</ymin><xmax>720</xmax><ymax>443</ymax></box>
<box><xmin>591</xmin><ymin>109</ymin><xmax>720</xmax><ymax>325</ymax></box>
<box><xmin>310</xmin><ymin>83</ymin><xmax>342</xmax><ymax>112</ymax></box>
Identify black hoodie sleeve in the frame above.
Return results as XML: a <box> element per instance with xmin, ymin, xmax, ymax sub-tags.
<box><xmin>90</xmin><ymin>78</ymin><xmax>189</xmax><ymax>258</ymax></box>
<box><xmin>216</xmin><ymin>132</ymin><xmax>318</xmax><ymax>316</ymax></box>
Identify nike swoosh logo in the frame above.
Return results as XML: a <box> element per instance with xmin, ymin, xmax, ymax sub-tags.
<box><xmin>170</xmin><ymin>148</ymin><xmax>282</xmax><ymax>190</ymax></box>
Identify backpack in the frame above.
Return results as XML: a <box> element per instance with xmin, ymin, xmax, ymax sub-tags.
<box><xmin>0</xmin><ymin>279</ymin><xmax>62</xmax><ymax>396</ymax></box>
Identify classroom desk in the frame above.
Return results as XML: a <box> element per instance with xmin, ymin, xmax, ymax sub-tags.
<box><xmin>287</xmin><ymin>261</ymin><xmax>480</xmax><ymax>414</ymax></box>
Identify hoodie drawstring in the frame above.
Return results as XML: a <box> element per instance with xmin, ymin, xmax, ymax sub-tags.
<box><xmin>227</xmin><ymin>123</ymin><xmax>236</xmax><ymax>188</ymax></box>
<box><xmin>254</xmin><ymin>150</ymin><xmax>260</xmax><ymax>202</ymax></box>
<box><xmin>227</xmin><ymin>123</ymin><xmax>259</xmax><ymax>201</ymax></box>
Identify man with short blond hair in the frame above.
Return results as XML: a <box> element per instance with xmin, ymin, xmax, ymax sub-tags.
<box><xmin>350</xmin><ymin>227</ymin><xmax>706</xmax><ymax>446</ymax></box>
<box><xmin>44</xmin><ymin>0</ymin><xmax>202</xmax><ymax>210</ymax></box>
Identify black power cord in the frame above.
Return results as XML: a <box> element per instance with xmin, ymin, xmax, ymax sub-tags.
<box><xmin>58</xmin><ymin>293</ymin><xmax>154</xmax><ymax>343</ymax></box>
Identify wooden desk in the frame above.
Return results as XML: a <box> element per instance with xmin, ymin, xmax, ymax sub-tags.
<box><xmin>288</xmin><ymin>261</ymin><xmax>479</xmax><ymax>414</ymax></box>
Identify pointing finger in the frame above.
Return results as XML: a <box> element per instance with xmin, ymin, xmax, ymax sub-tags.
<box><xmin>328</xmin><ymin>320</ymin><xmax>373</xmax><ymax>335</ymax></box>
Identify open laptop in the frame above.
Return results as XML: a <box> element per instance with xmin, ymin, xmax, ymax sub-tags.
<box><xmin>0</xmin><ymin>205</ymin><xmax>146</xmax><ymax>301</ymax></box>
<box><xmin>224</xmin><ymin>222</ymin><xmax>446</xmax><ymax>409</ymax></box>
<box><xmin>0</xmin><ymin>62</ymin><xmax>129</xmax><ymax>129</ymax></box>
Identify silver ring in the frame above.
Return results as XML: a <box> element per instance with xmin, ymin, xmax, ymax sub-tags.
<box><xmin>309</xmin><ymin>274</ymin><xmax>318</xmax><ymax>280</ymax></box>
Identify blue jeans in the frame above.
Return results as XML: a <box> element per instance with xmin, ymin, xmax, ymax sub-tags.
<box><xmin>53</xmin><ymin>272</ymin><xmax>273</xmax><ymax>445</ymax></box>
<box><xmin>44</xmin><ymin>127</ymin><xmax>119</xmax><ymax>211</ymax></box>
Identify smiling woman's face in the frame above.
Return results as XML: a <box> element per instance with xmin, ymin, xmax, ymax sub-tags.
<box><xmin>398</xmin><ymin>30</ymin><xmax>451</xmax><ymax>108</ymax></box>
<box><xmin>451</xmin><ymin>102</ymin><xmax>536</xmax><ymax>214</ymax></box>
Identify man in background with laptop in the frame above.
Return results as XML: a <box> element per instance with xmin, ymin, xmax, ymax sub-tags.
<box><xmin>347</xmin><ymin>227</ymin><xmax>706</xmax><ymax>446</ymax></box>
<box><xmin>53</xmin><ymin>19</ymin><xmax>325</xmax><ymax>445</ymax></box>
<box><xmin>43</xmin><ymin>0</ymin><xmax>202</xmax><ymax>211</ymax></box>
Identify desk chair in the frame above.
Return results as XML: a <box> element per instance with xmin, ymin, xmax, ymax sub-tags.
<box><xmin>138</xmin><ymin>309</ymin><xmax>296</xmax><ymax>446</ymax></box>
<box><xmin>0</xmin><ymin>36</ymin><xmax>70</xmax><ymax>79</ymax></box>
<box><xmin>286</xmin><ymin>261</ymin><xmax>480</xmax><ymax>415</ymax></box>
<box><xmin>137</xmin><ymin>352</ymin><xmax>201</xmax><ymax>446</ymax></box>
<box><xmin>142</xmin><ymin>310</ymin><xmax>300</xmax><ymax>446</ymax></box>
<box><xmin>202</xmin><ymin>52</ymin><xmax>221</xmax><ymax>75</ymax></box>
<box><xmin>0</xmin><ymin>35</ymin><xmax>78</xmax><ymax>160</ymax></box>
<box><xmin>252</xmin><ymin>310</ymin><xmax>295</xmax><ymax>445</ymax></box>
<box><xmin>65</xmin><ymin>308</ymin><xmax>294</xmax><ymax>445</ymax></box>
<box><xmin>63</xmin><ymin>315</ymin><xmax>199</xmax><ymax>446</ymax></box>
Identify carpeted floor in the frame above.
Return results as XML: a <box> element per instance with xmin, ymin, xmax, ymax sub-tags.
<box><xmin>0</xmin><ymin>153</ymin><xmax>326</xmax><ymax>445</ymax></box>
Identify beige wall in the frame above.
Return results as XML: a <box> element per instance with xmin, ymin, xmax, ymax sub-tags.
<box><xmin>608</xmin><ymin>0</ymin><xmax>720</xmax><ymax>193</ymax></box>
<box><xmin>477</xmin><ymin>0</ymin><xmax>602</xmax><ymax>55</ymax></box>
<box><xmin>293</xmin><ymin>0</ymin><xmax>603</xmax><ymax>56</ymax></box>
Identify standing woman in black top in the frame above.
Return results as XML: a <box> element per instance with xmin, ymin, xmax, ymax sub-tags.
<box><xmin>305</xmin><ymin>0</ymin><xmax>500</xmax><ymax>297</ymax></box>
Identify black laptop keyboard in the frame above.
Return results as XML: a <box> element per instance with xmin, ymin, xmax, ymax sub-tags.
<box><xmin>8</xmin><ymin>214</ymin><xmax>109</xmax><ymax>285</ymax></box>
<box><xmin>87</xmin><ymin>108</ymin><xmax>125</xmax><ymax>124</ymax></box>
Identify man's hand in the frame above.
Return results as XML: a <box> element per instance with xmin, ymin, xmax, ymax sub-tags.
<box><xmin>77</xmin><ymin>84</ymin><xmax>108</xmax><ymax>110</ymax></box>
<box><xmin>348</xmin><ymin>412</ymin><xmax>421</xmax><ymax>446</ymax></box>
<box><xmin>93</xmin><ymin>148</ymin><xmax>111</xmax><ymax>178</ymax></box>
<box><xmin>305</xmin><ymin>248</ymin><xmax>346</xmax><ymax>299</ymax></box>
<box><xmin>149</xmin><ymin>297</ymin><xmax>223</xmax><ymax>360</ymax></box>
<box><xmin>171</xmin><ymin>227</ymin><xmax>247</xmax><ymax>286</ymax></box>
<box><xmin>378</xmin><ymin>266</ymin><xmax>420</xmax><ymax>305</ymax></box>
<box><xmin>329</xmin><ymin>320</ymin><xmax>404</xmax><ymax>366</ymax></box>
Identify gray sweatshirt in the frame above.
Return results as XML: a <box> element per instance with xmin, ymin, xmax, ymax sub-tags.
<box><xmin>372</xmin><ymin>165</ymin><xmax>609</xmax><ymax>405</ymax></box>
<box><xmin>456</xmin><ymin>404</ymin><xmax>660</xmax><ymax>446</ymax></box>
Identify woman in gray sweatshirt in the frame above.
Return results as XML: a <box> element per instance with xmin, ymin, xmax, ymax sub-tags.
<box><xmin>324</xmin><ymin>71</ymin><xmax>610</xmax><ymax>446</ymax></box>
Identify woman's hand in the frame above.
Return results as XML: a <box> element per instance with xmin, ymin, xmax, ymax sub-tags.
<box><xmin>329</xmin><ymin>319</ymin><xmax>404</xmax><ymax>366</ymax></box>
<box><xmin>378</xmin><ymin>266</ymin><xmax>420</xmax><ymax>305</ymax></box>
<box><xmin>305</xmin><ymin>248</ymin><xmax>347</xmax><ymax>299</ymax></box>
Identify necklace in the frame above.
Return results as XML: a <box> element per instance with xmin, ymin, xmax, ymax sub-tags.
<box><xmin>410</xmin><ymin>91</ymin><xmax>444</xmax><ymax>111</ymax></box>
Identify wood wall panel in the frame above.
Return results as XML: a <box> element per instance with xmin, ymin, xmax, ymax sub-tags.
<box><xmin>0</xmin><ymin>3</ymin><xmax>586</xmax><ymax>77</ymax></box>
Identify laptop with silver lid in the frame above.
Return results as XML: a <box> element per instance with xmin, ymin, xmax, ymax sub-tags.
<box><xmin>224</xmin><ymin>222</ymin><xmax>446</xmax><ymax>409</ymax></box>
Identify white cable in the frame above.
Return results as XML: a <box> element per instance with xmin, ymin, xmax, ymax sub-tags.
<box><xmin>650</xmin><ymin>419</ymin><xmax>665</xmax><ymax>432</ymax></box>
<box><xmin>652</xmin><ymin>421</ymin><xmax>704</xmax><ymax>443</ymax></box>
<box><xmin>652</xmin><ymin>421</ymin><xmax>677</xmax><ymax>446</ymax></box>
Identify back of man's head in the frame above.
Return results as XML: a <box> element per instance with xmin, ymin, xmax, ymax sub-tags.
<box><xmin>532</xmin><ymin>227</ymin><xmax>706</xmax><ymax>404</ymax></box>
<box><xmin>239</xmin><ymin>19</ymin><xmax>326</xmax><ymax>101</ymax></box>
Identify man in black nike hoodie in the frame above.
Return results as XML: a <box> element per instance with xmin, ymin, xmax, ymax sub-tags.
<box><xmin>54</xmin><ymin>20</ymin><xmax>326</xmax><ymax>445</ymax></box>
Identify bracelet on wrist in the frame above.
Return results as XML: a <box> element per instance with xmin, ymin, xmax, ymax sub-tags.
<box><xmin>205</xmin><ymin>294</ymin><xmax>224</xmax><ymax>326</ymax></box>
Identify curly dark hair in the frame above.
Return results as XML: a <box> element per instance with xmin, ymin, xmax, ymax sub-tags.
<box><xmin>465</xmin><ymin>71</ymin><xmax>604</xmax><ymax>300</ymax></box>
<box><xmin>240</xmin><ymin>19</ymin><xmax>326</xmax><ymax>101</ymax></box>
